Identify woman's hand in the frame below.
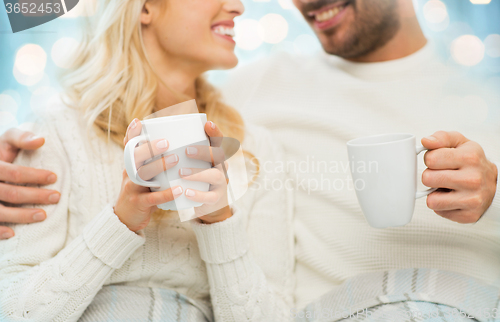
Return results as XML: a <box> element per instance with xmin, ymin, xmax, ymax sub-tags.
<box><xmin>114</xmin><ymin>119</ymin><xmax>183</xmax><ymax>232</ymax></box>
<box><xmin>181</xmin><ymin>121</ymin><xmax>232</xmax><ymax>224</ymax></box>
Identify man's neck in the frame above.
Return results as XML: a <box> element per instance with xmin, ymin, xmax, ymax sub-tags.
<box><xmin>346</xmin><ymin>2</ymin><xmax>427</xmax><ymax>63</ymax></box>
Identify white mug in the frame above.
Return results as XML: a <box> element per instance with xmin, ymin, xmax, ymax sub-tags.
<box><xmin>124</xmin><ymin>113</ymin><xmax>211</xmax><ymax>211</ymax></box>
<box><xmin>346</xmin><ymin>133</ymin><xmax>437</xmax><ymax>229</ymax></box>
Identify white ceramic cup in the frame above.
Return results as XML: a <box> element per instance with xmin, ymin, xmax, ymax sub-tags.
<box><xmin>124</xmin><ymin>113</ymin><xmax>211</xmax><ymax>211</ymax></box>
<box><xmin>347</xmin><ymin>133</ymin><xmax>437</xmax><ymax>229</ymax></box>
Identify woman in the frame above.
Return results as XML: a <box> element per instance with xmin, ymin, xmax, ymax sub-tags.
<box><xmin>0</xmin><ymin>0</ymin><xmax>294</xmax><ymax>321</ymax></box>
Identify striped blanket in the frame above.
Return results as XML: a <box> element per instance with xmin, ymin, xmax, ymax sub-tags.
<box><xmin>293</xmin><ymin>268</ymin><xmax>500</xmax><ymax>322</ymax></box>
<box><xmin>79</xmin><ymin>285</ymin><xmax>211</xmax><ymax>322</ymax></box>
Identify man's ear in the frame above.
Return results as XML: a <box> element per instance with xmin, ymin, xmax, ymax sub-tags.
<box><xmin>141</xmin><ymin>2</ymin><xmax>154</xmax><ymax>25</ymax></box>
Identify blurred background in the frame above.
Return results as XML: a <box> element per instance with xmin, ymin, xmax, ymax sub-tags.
<box><xmin>0</xmin><ymin>0</ymin><xmax>499</xmax><ymax>134</ymax></box>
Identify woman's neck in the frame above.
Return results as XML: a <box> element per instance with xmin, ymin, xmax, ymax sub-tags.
<box><xmin>155</xmin><ymin>74</ymin><xmax>197</xmax><ymax>112</ymax></box>
<box><xmin>142</xmin><ymin>32</ymin><xmax>201</xmax><ymax>111</ymax></box>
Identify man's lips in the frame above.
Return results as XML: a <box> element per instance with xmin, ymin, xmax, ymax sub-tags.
<box><xmin>307</xmin><ymin>1</ymin><xmax>351</xmax><ymax>31</ymax></box>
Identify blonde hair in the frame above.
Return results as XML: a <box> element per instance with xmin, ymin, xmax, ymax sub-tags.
<box><xmin>61</xmin><ymin>0</ymin><xmax>256</xmax><ymax>221</ymax></box>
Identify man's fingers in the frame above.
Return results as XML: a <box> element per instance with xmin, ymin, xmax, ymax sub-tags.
<box><xmin>421</xmin><ymin>131</ymin><xmax>469</xmax><ymax>150</ymax></box>
<box><xmin>0</xmin><ymin>161</ymin><xmax>57</xmax><ymax>185</ymax></box>
<box><xmin>421</xmin><ymin>169</ymin><xmax>479</xmax><ymax>190</ymax></box>
<box><xmin>0</xmin><ymin>183</ymin><xmax>60</xmax><ymax>205</ymax></box>
<box><xmin>426</xmin><ymin>190</ymin><xmax>463</xmax><ymax>211</ymax></box>
<box><xmin>424</xmin><ymin>148</ymin><xmax>461</xmax><ymax>170</ymax></box>
<box><xmin>141</xmin><ymin>186</ymin><xmax>183</xmax><ymax>207</ymax></box>
<box><xmin>2</xmin><ymin>128</ymin><xmax>45</xmax><ymax>151</ymax></box>
<box><xmin>434</xmin><ymin>209</ymin><xmax>479</xmax><ymax>224</ymax></box>
<box><xmin>137</xmin><ymin>154</ymin><xmax>179</xmax><ymax>181</ymax></box>
<box><xmin>0</xmin><ymin>204</ymin><xmax>46</xmax><ymax>224</ymax></box>
<box><xmin>0</xmin><ymin>226</ymin><xmax>15</xmax><ymax>239</ymax></box>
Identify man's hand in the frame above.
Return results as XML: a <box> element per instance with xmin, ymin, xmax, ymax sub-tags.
<box><xmin>421</xmin><ymin>131</ymin><xmax>498</xmax><ymax>224</ymax></box>
<box><xmin>0</xmin><ymin>128</ymin><xmax>60</xmax><ymax>239</ymax></box>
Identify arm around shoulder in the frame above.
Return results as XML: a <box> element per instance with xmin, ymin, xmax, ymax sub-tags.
<box><xmin>0</xmin><ymin>116</ymin><xmax>144</xmax><ymax>322</ymax></box>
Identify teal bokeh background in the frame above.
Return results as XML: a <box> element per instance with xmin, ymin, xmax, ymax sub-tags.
<box><xmin>0</xmin><ymin>0</ymin><xmax>499</xmax><ymax>133</ymax></box>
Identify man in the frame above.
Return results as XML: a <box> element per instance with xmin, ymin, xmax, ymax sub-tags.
<box><xmin>0</xmin><ymin>0</ymin><xmax>499</xmax><ymax>319</ymax></box>
<box><xmin>219</xmin><ymin>0</ymin><xmax>500</xmax><ymax>316</ymax></box>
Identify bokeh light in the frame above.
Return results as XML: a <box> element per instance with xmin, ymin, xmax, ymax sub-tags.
<box><xmin>14</xmin><ymin>44</ymin><xmax>47</xmax><ymax>76</ymax></box>
<box><xmin>234</xmin><ymin>19</ymin><xmax>263</xmax><ymax>51</ymax></box>
<box><xmin>51</xmin><ymin>37</ymin><xmax>80</xmax><ymax>68</ymax></box>
<box><xmin>451</xmin><ymin>34</ymin><xmax>485</xmax><ymax>66</ymax></box>
<box><xmin>258</xmin><ymin>14</ymin><xmax>289</xmax><ymax>44</ymax></box>
<box><xmin>0</xmin><ymin>94</ymin><xmax>18</xmax><ymax>114</ymax></box>
<box><xmin>484</xmin><ymin>34</ymin><xmax>500</xmax><ymax>58</ymax></box>
<box><xmin>470</xmin><ymin>0</ymin><xmax>491</xmax><ymax>4</ymax></box>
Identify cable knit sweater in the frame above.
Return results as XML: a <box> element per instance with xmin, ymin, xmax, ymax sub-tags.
<box><xmin>0</xmin><ymin>103</ymin><xmax>294</xmax><ymax>322</ymax></box>
<box><xmin>220</xmin><ymin>40</ymin><xmax>500</xmax><ymax>310</ymax></box>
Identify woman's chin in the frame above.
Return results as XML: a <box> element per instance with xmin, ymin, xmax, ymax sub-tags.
<box><xmin>209</xmin><ymin>55</ymin><xmax>238</xmax><ymax>70</ymax></box>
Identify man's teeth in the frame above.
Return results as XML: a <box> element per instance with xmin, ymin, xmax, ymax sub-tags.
<box><xmin>315</xmin><ymin>5</ymin><xmax>345</xmax><ymax>22</ymax></box>
<box><xmin>213</xmin><ymin>26</ymin><xmax>235</xmax><ymax>37</ymax></box>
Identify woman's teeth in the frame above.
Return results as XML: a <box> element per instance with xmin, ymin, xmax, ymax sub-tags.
<box><xmin>315</xmin><ymin>5</ymin><xmax>346</xmax><ymax>22</ymax></box>
<box><xmin>213</xmin><ymin>26</ymin><xmax>235</xmax><ymax>37</ymax></box>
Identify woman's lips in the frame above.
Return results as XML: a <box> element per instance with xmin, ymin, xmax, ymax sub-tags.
<box><xmin>310</xmin><ymin>2</ymin><xmax>350</xmax><ymax>31</ymax></box>
<box><xmin>212</xmin><ymin>21</ymin><xmax>235</xmax><ymax>44</ymax></box>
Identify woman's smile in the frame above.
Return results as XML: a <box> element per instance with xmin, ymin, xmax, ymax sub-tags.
<box><xmin>211</xmin><ymin>20</ymin><xmax>236</xmax><ymax>44</ymax></box>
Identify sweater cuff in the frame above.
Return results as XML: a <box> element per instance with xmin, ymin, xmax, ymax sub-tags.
<box><xmin>481</xmin><ymin>162</ymin><xmax>500</xmax><ymax>221</ymax></box>
<box><xmin>190</xmin><ymin>205</ymin><xmax>249</xmax><ymax>264</ymax></box>
<box><xmin>83</xmin><ymin>204</ymin><xmax>145</xmax><ymax>269</ymax></box>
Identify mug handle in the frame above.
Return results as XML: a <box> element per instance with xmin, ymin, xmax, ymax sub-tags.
<box><xmin>415</xmin><ymin>144</ymin><xmax>438</xmax><ymax>199</ymax></box>
<box><xmin>124</xmin><ymin>135</ymin><xmax>162</xmax><ymax>188</ymax></box>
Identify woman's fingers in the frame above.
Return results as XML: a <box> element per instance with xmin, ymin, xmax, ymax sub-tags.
<box><xmin>124</xmin><ymin>119</ymin><xmax>142</xmax><ymax>146</ymax></box>
<box><xmin>185</xmin><ymin>188</ymin><xmax>221</xmax><ymax>205</ymax></box>
<box><xmin>140</xmin><ymin>186</ymin><xmax>183</xmax><ymax>207</ymax></box>
<box><xmin>186</xmin><ymin>145</ymin><xmax>225</xmax><ymax>166</ymax></box>
<box><xmin>205</xmin><ymin>121</ymin><xmax>224</xmax><ymax>147</ymax></box>
<box><xmin>133</xmin><ymin>138</ymin><xmax>170</xmax><ymax>168</ymax></box>
<box><xmin>138</xmin><ymin>154</ymin><xmax>179</xmax><ymax>181</ymax></box>
<box><xmin>179</xmin><ymin>167</ymin><xmax>228</xmax><ymax>185</ymax></box>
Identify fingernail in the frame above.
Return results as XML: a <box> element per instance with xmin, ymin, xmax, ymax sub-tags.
<box><xmin>425</xmin><ymin>136</ymin><xmax>437</xmax><ymax>142</ymax></box>
<box><xmin>130</xmin><ymin>119</ymin><xmax>137</xmax><ymax>129</ymax></box>
<box><xmin>180</xmin><ymin>168</ymin><xmax>192</xmax><ymax>176</ymax></box>
<box><xmin>166</xmin><ymin>154</ymin><xmax>178</xmax><ymax>165</ymax></box>
<box><xmin>33</xmin><ymin>212</ymin><xmax>45</xmax><ymax>222</ymax></box>
<box><xmin>173</xmin><ymin>186</ymin><xmax>183</xmax><ymax>197</ymax></box>
<box><xmin>47</xmin><ymin>174</ymin><xmax>56</xmax><ymax>184</ymax></box>
<box><xmin>156</xmin><ymin>139</ymin><xmax>168</xmax><ymax>150</ymax></box>
<box><xmin>185</xmin><ymin>189</ymin><xmax>195</xmax><ymax>197</ymax></box>
<box><xmin>1</xmin><ymin>232</ymin><xmax>13</xmax><ymax>239</ymax></box>
<box><xmin>186</xmin><ymin>147</ymin><xmax>198</xmax><ymax>155</ymax></box>
<box><xmin>209</xmin><ymin>121</ymin><xmax>216</xmax><ymax>129</ymax></box>
<box><xmin>49</xmin><ymin>193</ymin><xmax>60</xmax><ymax>203</ymax></box>
<box><xmin>25</xmin><ymin>135</ymin><xmax>41</xmax><ymax>142</ymax></box>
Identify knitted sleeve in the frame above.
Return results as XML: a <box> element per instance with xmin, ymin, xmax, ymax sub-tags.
<box><xmin>0</xmin><ymin>116</ymin><xmax>145</xmax><ymax>322</ymax></box>
<box><xmin>190</xmin><ymin>125</ymin><xmax>295</xmax><ymax>322</ymax></box>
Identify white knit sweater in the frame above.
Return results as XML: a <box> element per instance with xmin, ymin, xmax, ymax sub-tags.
<box><xmin>0</xmin><ymin>103</ymin><xmax>294</xmax><ymax>321</ymax></box>
<box><xmin>220</xmin><ymin>40</ymin><xmax>500</xmax><ymax>310</ymax></box>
